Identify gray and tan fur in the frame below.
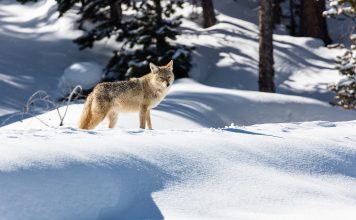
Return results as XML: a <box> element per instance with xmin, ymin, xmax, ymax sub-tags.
<box><xmin>78</xmin><ymin>60</ymin><xmax>174</xmax><ymax>129</ymax></box>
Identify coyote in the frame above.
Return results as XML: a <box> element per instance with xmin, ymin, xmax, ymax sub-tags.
<box><xmin>78</xmin><ymin>60</ymin><xmax>174</xmax><ymax>130</ymax></box>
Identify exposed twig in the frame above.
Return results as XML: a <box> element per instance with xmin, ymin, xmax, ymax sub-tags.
<box><xmin>1</xmin><ymin>85</ymin><xmax>83</xmax><ymax>128</ymax></box>
<box><xmin>58</xmin><ymin>85</ymin><xmax>82</xmax><ymax>126</ymax></box>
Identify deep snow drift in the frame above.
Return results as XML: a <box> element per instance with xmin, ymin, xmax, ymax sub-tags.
<box><xmin>4</xmin><ymin>79</ymin><xmax>356</xmax><ymax>130</ymax></box>
<box><xmin>1</xmin><ymin>0</ymin><xmax>356</xmax><ymax>220</ymax></box>
<box><xmin>58</xmin><ymin>62</ymin><xmax>103</xmax><ymax>96</ymax></box>
<box><xmin>1</xmin><ymin>117</ymin><xmax>356</xmax><ymax>220</ymax></box>
<box><xmin>2</xmin><ymin>79</ymin><xmax>356</xmax><ymax>219</ymax></box>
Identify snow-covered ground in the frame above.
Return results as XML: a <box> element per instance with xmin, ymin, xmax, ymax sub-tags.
<box><xmin>1</xmin><ymin>0</ymin><xmax>356</xmax><ymax>219</ymax></box>
<box><xmin>58</xmin><ymin>62</ymin><xmax>103</xmax><ymax>96</ymax></box>
<box><xmin>1</xmin><ymin>111</ymin><xmax>356</xmax><ymax>220</ymax></box>
<box><xmin>2</xmin><ymin>79</ymin><xmax>356</xmax><ymax>220</ymax></box>
<box><xmin>181</xmin><ymin>0</ymin><xmax>346</xmax><ymax>101</ymax></box>
<box><xmin>0</xmin><ymin>0</ymin><xmax>110</xmax><ymax>115</ymax></box>
<box><xmin>4</xmin><ymin>79</ymin><xmax>356</xmax><ymax>129</ymax></box>
<box><xmin>0</xmin><ymin>0</ymin><xmax>349</xmax><ymax>117</ymax></box>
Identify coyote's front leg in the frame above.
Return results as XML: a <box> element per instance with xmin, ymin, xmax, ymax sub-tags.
<box><xmin>146</xmin><ymin>109</ymin><xmax>152</xmax><ymax>129</ymax></box>
<box><xmin>139</xmin><ymin>105</ymin><xmax>148</xmax><ymax>129</ymax></box>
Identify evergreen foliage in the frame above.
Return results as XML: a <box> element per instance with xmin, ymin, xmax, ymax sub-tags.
<box><xmin>324</xmin><ymin>0</ymin><xmax>356</xmax><ymax>109</ymax></box>
<box><xmin>104</xmin><ymin>0</ymin><xmax>191</xmax><ymax>80</ymax></box>
<box><xmin>18</xmin><ymin>0</ymin><xmax>191</xmax><ymax>80</ymax></box>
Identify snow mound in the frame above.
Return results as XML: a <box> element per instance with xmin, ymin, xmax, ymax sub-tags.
<box><xmin>177</xmin><ymin>0</ymin><xmax>345</xmax><ymax>101</ymax></box>
<box><xmin>1</xmin><ymin>120</ymin><xmax>356</xmax><ymax>220</ymax></box>
<box><xmin>58</xmin><ymin>62</ymin><xmax>103</xmax><ymax>95</ymax></box>
<box><xmin>3</xmin><ymin>79</ymin><xmax>356</xmax><ymax>130</ymax></box>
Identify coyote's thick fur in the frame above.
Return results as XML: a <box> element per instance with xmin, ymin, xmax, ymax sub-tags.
<box><xmin>78</xmin><ymin>60</ymin><xmax>174</xmax><ymax>129</ymax></box>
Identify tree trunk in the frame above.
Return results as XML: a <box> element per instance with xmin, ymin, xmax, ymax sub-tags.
<box><xmin>202</xmin><ymin>0</ymin><xmax>216</xmax><ymax>28</ymax></box>
<box><xmin>109</xmin><ymin>0</ymin><xmax>122</xmax><ymax>23</ymax></box>
<box><xmin>259</xmin><ymin>0</ymin><xmax>275</xmax><ymax>93</ymax></box>
<box><xmin>289</xmin><ymin>0</ymin><xmax>297</xmax><ymax>36</ymax></box>
<box><xmin>153</xmin><ymin>0</ymin><xmax>168</xmax><ymax>54</ymax></box>
<box><xmin>300</xmin><ymin>0</ymin><xmax>331</xmax><ymax>45</ymax></box>
<box><xmin>272</xmin><ymin>0</ymin><xmax>282</xmax><ymax>25</ymax></box>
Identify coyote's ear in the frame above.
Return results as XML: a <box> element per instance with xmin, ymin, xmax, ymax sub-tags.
<box><xmin>166</xmin><ymin>60</ymin><xmax>173</xmax><ymax>71</ymax></box>
<box><xmin>150</xmin><ymin>63</ymin><xmax>159</xmax><ymax>73</ymax></box>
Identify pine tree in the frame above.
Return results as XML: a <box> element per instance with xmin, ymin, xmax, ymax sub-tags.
<box><xmin>324</xmin><ymin>0</ymin><xmax>356</xmax><ymax>109</ymax></box>
<box><xmin>202</xmin><ymin>0</ymin><xmax>216</xmax><ymax>28</ymax></box>
<box><xmin>18</xmin><ymin>0</ymin><xmax>191</xmax><ymax>81</ymax></box>
<box><xmin>105</xmin><ymin>0</ymin><xmax>191</xmax><ymax>80</ymax></box>
<box><xmin>300</xmin><ymin>0</ymin><xmax>331</xmax><ymax>45</ymax></box>
<box><xmin>272</xmin><ymin>0</ymin><xmax>283</xmax><ymax>25</ymax></box>
<box><xmin>259</xmin><ymin>0</ymin><xmax>276</xmax><ymax>92</ymax></box>
<box><xmin>288</xmin><ymin>0</ymin><xmax>300</xmax><ymax>36</ymax></box>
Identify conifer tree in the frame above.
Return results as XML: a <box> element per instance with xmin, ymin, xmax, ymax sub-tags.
<box><xmin>259</xmin><ymin>0</ymin><xmax>276</xmax><ymax>93</ymax></box>
<box><xmin>106</xmin><ymin>0</ymin><xmax>191</xmax><ymax>80</ymax></box>
<box><xmin>202</xmin><ymin>0</ymin><xmax>216</xmax><ymax>28</ymax></box>
<box><xmin>300</xmin><ymin>0</ymin><xmax>331</xmax><ymax>45</ymax></box>
<box><xmin>18</xmin><ymin>0</ymin><xmax>191</xmax><ymax>80</ymax></box>
<box><xmin>288</xmin><ymin>0</ymin><xmax>300</xmax><ymax>36</ymax></box>
<box><xmin>324</xmin><ymin>0</ymin><xmax>356</xmax><ymax>109</ymax></box>
<box><xmin>272</xmin><ymin>0</ymin><xmax>283</xmax><ymax>25</ymax></box>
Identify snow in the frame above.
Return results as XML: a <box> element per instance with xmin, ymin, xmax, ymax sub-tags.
<box><xmin>1</xmin><ymin>0</ymin><xmax>356</xmax><ymax>219</ymax></box>
<box><xmin>176</xmin><ymin>0</ymin><xmax>346</xmax><ymax>101</ymax></box>
<box><xmin>0</xmin><ymin>0</ymin><xmax>349</xmax><ymax>115</ymax></box>
<box><xmin>2</xmin><ymin>79</ymin><xmax>356</xmax><ymax>219</ymax></box>
<box><xmin>1</xmin><ymin>113</ymin><xmax>356</xmax><ymax>220</ymax></box>
<box><xmin>128</xmin><ymin>60</ymin><xmax>148</xmax><ymax>68</ymax></box>
<box><xmin>330</xmin><ymin>1</ymin><xmax>339</xmax><ymax>7</ymax></box>
<box><xmin>0</xmin><ymin>0</ymin><xmax>110</xmax><ymax>115</ymax></box>
<box><xmin>4</xmin><ymin>79</ymin><xmax>356</xmax><ymax>130</ymax></box>
<box><xmin>172</xmin><ymin>48</ymin><xmax>189</xmax><ymax>60</ymax></box>
<box><xmin>340</xmin><ymin>62</ymin><xmax>355</xmax><ymax>71</ymax></box>
<box><xmin>58</xmin><ymin>62</ymin><xmax>103</xmax><ymax>95</ymax></box>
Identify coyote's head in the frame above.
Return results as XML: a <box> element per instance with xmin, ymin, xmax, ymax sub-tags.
<box><xmin>149</xmin><ymin>60</ymin><xmax>174</xmax><ymax>89</ymax></box>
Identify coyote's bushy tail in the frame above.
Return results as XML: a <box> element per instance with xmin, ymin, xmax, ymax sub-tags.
<box><xmin>78</xmin><ymin>94</ymin><xmax>94</xmax><ymax>129</ymax></box>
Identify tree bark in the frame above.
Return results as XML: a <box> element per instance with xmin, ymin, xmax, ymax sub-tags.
<box><xmin>300</xmin><ymin>0</ymin><xmax>331</xmax><ymax>45</ymax></box>
<box><xmin>259</xmin><ymin>0</ymin><xmax>275</xmax><ymax>93</ymax></box>
<box><xmin>272</xmin><ymin>0</ymin><xmax>282</xmax><ymax>25</ymax></box>
<box><xmin>109</xmin><ymin>0</ymin><xmax>123</xmax><ymax>23</ymax></box>
<box><xmin>202</xmin><ymin>0</ymin><xmax>216</xmax><ymax>28</ymax></box>
<box><xmin>153</xmin><ymin>0</ymin><xmax>168</xmax><ymax>53</ymax></box>
<box><xmin>289</xmin><ymin>0</ymin><xmax>297</xmax><ymax>36</ymax></box>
